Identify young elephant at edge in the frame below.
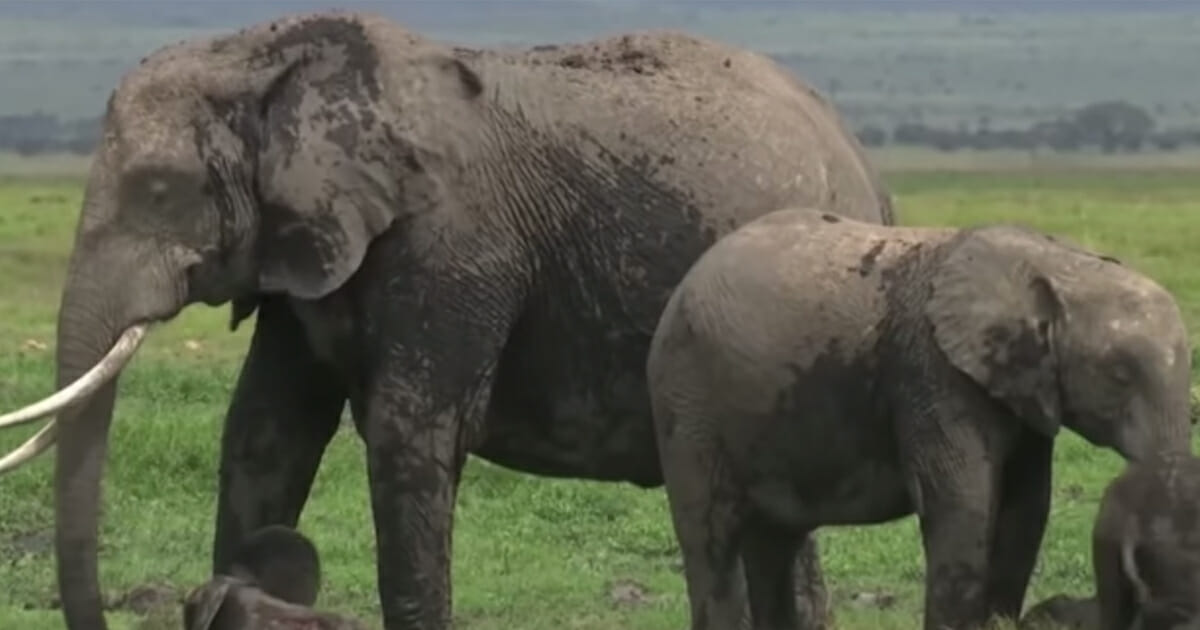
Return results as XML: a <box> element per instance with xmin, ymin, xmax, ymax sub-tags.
<box><xmin>183</xmin><ymin>525</ymin><xmax>369</xmax><ymax>629</ymax></box>
<box><xmin>646</xmin><ymin>208</ymin><xmax>1194</xmax><ymax>630</ymax></box>
<box><xmin>1093</xmin><ymin>452</ymin><xmax>1200</xmax><ymax>630</ymax></box>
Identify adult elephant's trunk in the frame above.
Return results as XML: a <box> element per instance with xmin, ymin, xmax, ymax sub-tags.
<box><xmin>0</xmin><ymin>234</ymin><xmax>183</xmax><ymax>629</ymax></box>
<box><xmin>53</xmin><ymin>328</ymin><xmax>122</xmax><ymax>629</ymax></box>
<box><xmin>51</xmin><ymin>278</ymin><xmax>144</xmax><ymax>629</ymax></box>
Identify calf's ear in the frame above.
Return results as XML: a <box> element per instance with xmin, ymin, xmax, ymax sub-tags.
<box><xmin>926</xmin><ymin>230</ymin><xmax>1064</xmax><ymax>437</ymax></box>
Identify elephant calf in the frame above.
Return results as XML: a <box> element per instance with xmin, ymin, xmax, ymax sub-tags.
<box><xmin>646</xmin><ymin>208</ymin><xmax>1193</xmax><ymax>630</ymax></box>
<box><xmin>184</xmin><ymin>525</ymin><xmax>368</xmax><ymax>629</ymax></box>
<box><xmin>1093</xmin><ymin>452</ymin><xmax>1200</xmax><ymax>630</ymax></box>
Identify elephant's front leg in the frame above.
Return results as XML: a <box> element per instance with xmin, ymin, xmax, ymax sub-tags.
<box><xmin>362</xmin><ymin>319</ymin><xmax>507</xmax><ymax>630</ymax></box>
<box><xmin>365</xmin><ymin>404</ymin><xmax>466</xmax><ymax>629</ymax></box>
<box><xmin>212</xmin><ymin>298</ymin><xmax>348</xmax><ymax>572</ymax></box>
<box><xmin>791</xmin><ymin>535</ymin><xmax>831</xmax><ymax>629</ymax></box>
<box><xmin>919</xmin><ymin>504</ymin><xmax>996</xmax><ymax>630</ymax></box>
<box><xmin>985</xmin><ymin>431</ymin><xmax>1053</xmax><ymax>620</ymax></box>
<box><xmin>914</xmin><ymin>459</ymin><xmax>1001</xmax><ymax>630</ymax></box>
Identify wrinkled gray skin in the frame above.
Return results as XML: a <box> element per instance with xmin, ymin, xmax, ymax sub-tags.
<box><xmin>1094</xmin><ymin>452</ymin><xmax>1200</xmax><ymax>630</ymax></box>
<box><xmin>29</xmin><ymin>10</ymin><xmax>894</xmax><ymax>630</ymax></box>
<box><xmin>184</xmin><ymin>525</ymin><xmax>370</xmax><ymax>629</ymax></box>
<box><xmin>1019</xmin><ymin>594</ymin><xmax>1098</xmax><ymax>629</ymax></box>
<box><xmin>647</xmin><ymin>208</ymin><xmax>1193</xmax><ymax>630</ymax></box>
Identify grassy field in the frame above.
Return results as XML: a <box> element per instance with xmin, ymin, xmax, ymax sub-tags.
<box><xmin>1</xmin><ymin>169</ymin><xmax>1199</xmax><ymax>629</ymax></box>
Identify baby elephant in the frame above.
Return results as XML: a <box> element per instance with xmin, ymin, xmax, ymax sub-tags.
<box><xmin>647</xmin><ymin>208</ymin><xmax>1193</xmax><ymax>630</ymax></box>
<box><xmin>184</xmin><ymin>525</ymin><xmax>368</xmax><ymax>629</ymax></box>
<box><xmin>1093</xmin><ymin>452</ymin><xmax>1200</xmax><ymax>630</ymax></box>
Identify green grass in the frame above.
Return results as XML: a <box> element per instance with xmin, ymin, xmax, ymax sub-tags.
<box><xmin>1</xmin><ymin>171</ymin><xmax>1199</xmax><ymax>629</ymax></box>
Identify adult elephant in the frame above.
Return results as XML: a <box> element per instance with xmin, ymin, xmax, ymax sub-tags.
<box><xmin>0</xmin><ymin>11</ymin><xmax>895</xmax><ymax>630</ymax></box>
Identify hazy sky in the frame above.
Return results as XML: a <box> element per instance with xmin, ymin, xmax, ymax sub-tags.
<box><xmin>3</xmin><ymin>0</ymin><xmax>1195</xmax><ymax>29</ymax></box>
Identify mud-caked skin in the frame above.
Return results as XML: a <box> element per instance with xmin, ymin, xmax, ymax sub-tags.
<box><xmin>6</xmin><ymin>10</ymin><xmax>895</xmax><ymax>630</ymax></box>
<box><xmin>1093</xmin><ymin>453</ymin><xmax>1200</xmax><ymax>630</ymax></box>
<box><xmin>647</xmin><ymin>209</ymin><xmax>1193</xmax><ymax>630</ymax></box>
<box><xmin>1018</xmin><ymin>594</ymin><xmax>1098</xmax><ymax>629</ymax></box>
<box><xmin>184</xmin><ymin>525</ymin><xmax>369</xmax><ymax>629</ymax></box>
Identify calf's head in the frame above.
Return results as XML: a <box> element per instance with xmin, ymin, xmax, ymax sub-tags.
<box><xmin>926</xmin><ymin>226</ymin><xmax>1193</xmax><ymax>460</ymax></box>
<box><xmin>184</xmin><ymin>525</ymin><xmax>357</xmax><ymax>630</ymax></box>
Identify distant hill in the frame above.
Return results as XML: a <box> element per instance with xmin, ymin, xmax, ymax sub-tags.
<box><xmin>2</xmin><ymin>0</ymin><xmax>1199</xmax><ymax>146</ymax></box>
<box><xmin>2</xmin><ymin>0</ymin><xmax>1196</xmax><ymax>30</ymax></box>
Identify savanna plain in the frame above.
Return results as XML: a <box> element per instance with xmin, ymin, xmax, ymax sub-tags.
<box><xmin>1</xmin><ymin>164</ymin><xmax>1199</xmax><ymax>629</ymax></box>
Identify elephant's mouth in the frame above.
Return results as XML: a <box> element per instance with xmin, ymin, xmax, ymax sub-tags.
<box><xmin>0</xmin><ymin>323</ymin><xmax>153</xmax><ymax>473</ymax></box>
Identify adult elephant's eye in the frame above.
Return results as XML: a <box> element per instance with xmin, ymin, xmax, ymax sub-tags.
<box><xmin>149</xmin><ymin>179</ymin><xmax>169</xmax><ymax>203</ymax></box>
<box><xmin>1108</xmin><ymin>356</ymin><xmax>1137</xmax><ymax>386</ymax></box>
<box><xmin>1111</xmin><ymin>364</ymin><xmax>1132</xmax><ymax>385</ymax></box>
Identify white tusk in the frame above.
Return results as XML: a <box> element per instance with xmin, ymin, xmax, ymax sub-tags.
<box><xmin>0</xmin><ymin>324</ymin><xmax>152</xmax><ymax>428</ymax></box>
<box><xmin>0</xmin><ymin>419</ymin><xmax>57</xmax><ymax>474</ymax></box>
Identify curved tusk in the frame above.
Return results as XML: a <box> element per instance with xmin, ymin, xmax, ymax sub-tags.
<box><xmin>0</xmin><ymin>324</ymin><xmax>152</xmax><ymax>429</ymax></box>
<box><xmin>0</xmin><ymin>419</ymin><xmax>56</xmax><ymax>474</ymax></box>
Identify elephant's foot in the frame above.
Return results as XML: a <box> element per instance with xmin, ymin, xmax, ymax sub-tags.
<box><xmin>792</xmin><ymin>535</ymin><xmax>832</xmax><ymax>629</ymax></box>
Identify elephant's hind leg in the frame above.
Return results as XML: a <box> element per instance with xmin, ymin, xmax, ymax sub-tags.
<box><xmin>212</xmin><ymin>298</ymin><xmax>347</xmax><ymax>573</ymax></box>
<box><xmin>672</xmin><ymin>487</ymin><xmax>751</xmax><ymax>629</ymax></box>
<box><xmin>742</xmin><ymin>520</ymin><xmax>806</xmax><ymax>630</ymax></box>
<box><xmin>985</xmin><ymin>431</ymin><xmax>1053</xmax><ymax>621</ymax></box>
<box><xmin>659</xmin><ymin>427</ymin><xmax>751</xmax><ymax>629</ymax></box>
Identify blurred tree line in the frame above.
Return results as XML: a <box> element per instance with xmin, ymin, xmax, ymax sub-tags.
<box><xmin>0</xmin><ymin>100</ymin><xmax>1198</xmax><ymax>156</ymax></box>
<box><xmin>854</xmin><ymin>101</ymin><xmax>1200</xmax><ymax>153</ymax></box>
<box><xmin>0</xmin><ymin>110</ymin><xmax>100</xmax><ymax>156</ymax></box>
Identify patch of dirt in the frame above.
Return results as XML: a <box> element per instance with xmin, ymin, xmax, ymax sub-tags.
<box><xmin>845</xmin><ymin>589</ymin><xmax>897</xmax><ymax>610</ymax></box>
<box><xmin>1</xmin><ymin>528</ymin><xmax>58</xmax><ymax>612</ymax></box>
<box><xmin>106</xmin><ymin>582</ymin><xmax>181</xmax><ymax>615</ymax></box>
<box><xmin>133</xmin><ymin>602</ymin><xmax>187</xmax><ymax>630</ymax></box>
<box><xmin>3</xmin><ymin>528</ymin><xmax>53</xmax><ymax>559</ymax></box>
<box><xmin>44</xmin><ymin>583</ymin><xmax>180</xmax><ymax>614</ymax></box>
<box><xmin>20</xmin><ymin>338</ymin><xmax>48</xmax><ymax>352</ymax></box>
<box><xmin>1019</xmin><ymin>594</ymin><xmax>1097</xmax><ymax>630</ymax></box>
<box><xmin>553</xmin><ymin>35</ymin><xmax>667</xmax><ymax>75</ymax></box>
<box><xmin>452</xmin><ymin>45</ymin><xmax>483</xmax><ymax>60</ymax></box>
<box><xmin>28</xmin><ymin>194</ymin><xmax>67</xmax><ymax>205</ymax></box>
<box><xmin>607</xmin><ymin>578</ymin><xmax>655</xmax><ymax>608</ymax></box>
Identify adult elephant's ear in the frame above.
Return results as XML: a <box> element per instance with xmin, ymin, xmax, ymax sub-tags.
<box><xmin>254</xmin><ymin>28</ymin><xmax>484</xmax><ymax>300</ymax></box>
<box><xmin>926</xmin><ymin>230</ymin><xmax>1065</xmax><ymax>437</ymax></box>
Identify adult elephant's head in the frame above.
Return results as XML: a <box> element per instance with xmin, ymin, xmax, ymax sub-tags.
<box><xmin>926</xmin><ymin>226</ymin><xmax>1194</xmax><ymax>462</ymax></box>
<box><xmin>0</xmin><ymin>13</ymin><xmax>483</xmax><ymax>629</ymax></box>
